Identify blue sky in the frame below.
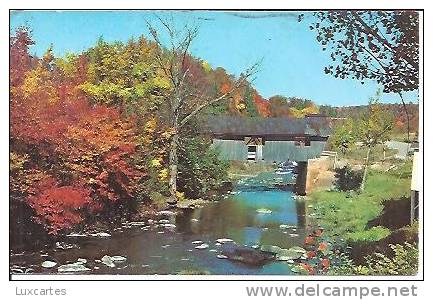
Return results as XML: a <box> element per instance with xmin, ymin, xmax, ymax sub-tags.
<box><xmin>10</xmin><ymin>10</ymin><xmax>418</xmax><ymax>106</ymax></box>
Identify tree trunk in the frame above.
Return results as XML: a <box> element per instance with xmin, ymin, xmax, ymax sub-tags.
<box><xmin>398</xmin><ymin>92</ymin><xmax>411</xmax><ymax>143</ymax></box>
<box><xmin>168</xmin><ymin>131</ymin><xmax>179</xmax><ymax>205</ymax></box>
<box><xmin>360</xmin><ymin>146</ymin><xmax>371</xmax><ymax>191</ymax></box>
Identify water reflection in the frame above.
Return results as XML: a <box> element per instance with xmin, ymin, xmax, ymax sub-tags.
<box><xmin>11</xmin><ymin>172</ymin><xmax>306</xmax><ymax>275</ymax></box>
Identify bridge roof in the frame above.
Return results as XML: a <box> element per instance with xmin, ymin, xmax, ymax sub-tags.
<box><xmin>202</xmin><ymin>115</ymin><xmax>331</xmax><ymax>137</ymax></box>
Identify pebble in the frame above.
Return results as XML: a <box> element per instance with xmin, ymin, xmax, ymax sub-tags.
<box><xmin>90</xmin><ymin>232</ymin><xmax>111</xmax><ymax>238</ymax></box>
<box><xmin>195</xmin><ymin>243</ymin><xmax>209</xmax><ymax>250</ymax></box>
<box><xmin>215</xmin><ymin>238</ymin><xmax>233</xmax><ymax>244</ymax></box>
<box><xmin>41</xmin><ymin>261</ymin><xmax>57</xmax><ymax>268</ymax></box>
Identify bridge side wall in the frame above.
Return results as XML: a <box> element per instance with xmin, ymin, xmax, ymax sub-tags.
<box><xmin>212</xmin><ymin>139</ymin><xmax>327</xmax><ymax>162</ymax></box>
<box><xmin>262</xmin><ymin>141</ymin><xmax>326</xmax><ymax>162</ymax></box>
<box><xmin>212</xmin><ymin>139</ymin><xmax>248</xmax><ymax>161</ymax></box>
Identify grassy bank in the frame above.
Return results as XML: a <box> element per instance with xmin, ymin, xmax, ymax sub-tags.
<box><xmin>309</xmin><ymin>162</ymin><xmax>411</xmax><ymax>242</ymax></box>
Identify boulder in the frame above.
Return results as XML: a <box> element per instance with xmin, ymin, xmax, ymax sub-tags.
<box><xmin>221</xmin><ymin>244</ymin><xmax>274</xmax><ymax>266</ymax></box>
<box><xmin>215</xmin><ymin>238</ymin><xmax>234</xmax><ymax>244</ymax></box>
<box><xmin>58</xmin><ymin>263</ymin><xmax>90</xmax><ymax>273</ymax></box>
<box><xmin>260</xmin><ymin>244</ymin><xmax>282</xmax><ymax>254</ymax></box>
<box><xmin>162</xmin><ymin>224</ymin><xmax>176</xmax><ymax>229</ymax></box>
<box><xmin>289</xmin><ymin>246</ymin><xmax>306</xmax><ymax>254</ymax></box>
<box><xmin>157</xmin><ymin>210</ymin><xmax>177</xmax><ymax>216</ymax></box>
<box><xmin>41</xmin><ymin>261</ymin><xmax>57</xmax><ymax>268</ymax></box>
<box><xmin>275</xmin><ymin>249</ymin><xmax>303</xmax><ymax>261</ymax></box>
<box><xmin>77</xmin><ymin>258</ymin><xmax>87</xmax><ymax>264</ymax></box>
<box><xmin>111</xmin><ymin>256</ymin><xmax>127</xmax><ymax>262</ymax></box>
<box><xmin>195</xmin><ymin>243</ymin><xmax>209</xmax><ymax>250</ymax></box>
<box><xmin>260</xmin><ymin>245</ymin><xmax>305</xmax><ymax>261</ymax></box>
<box><xmin>101</xmin><ymin>255</ymin><xmax>115</xmax><ymax>268</ymax></box>
<box><xmin>90</xmin><ymin>232</ymin><xmax>111</xmax><ymax>238</ymax></box>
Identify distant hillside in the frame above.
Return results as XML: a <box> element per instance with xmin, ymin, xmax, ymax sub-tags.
<box><xmin>319</xmin><ymin>103</ymin><xmax>419</xmax><ymax>134</ymax></box>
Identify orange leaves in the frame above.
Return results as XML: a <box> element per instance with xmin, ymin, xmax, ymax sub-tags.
<box><xmin>253</xmin><ymin>92</ymin><xmax>270</xmax><ymax>117</ymax></box>
<box><xmin>220</xmin><ymin>82</ymin><xmax>232</xmax><ymax>94</ymax></box>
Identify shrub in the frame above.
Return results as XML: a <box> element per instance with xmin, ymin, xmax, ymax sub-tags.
<box><xmin>27</xmin><ymin>178</ymin><xmax>93</xmax><ymax>234</ymax></box>
<box><xmin>334</xmin><ymin>166</ymin><xmax>363</xmax><ymax>191</ymax></box>
<box><xmin>177</xmin><ymin>137</ymin><xmax>229</xmax><ymax>199</ymax></box>
<box><xmin>366</xmin><ymin>243</ymin><xmax>418</xmax><ymax>275</ymax></box>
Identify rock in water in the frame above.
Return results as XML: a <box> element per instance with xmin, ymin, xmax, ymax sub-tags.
<box><xmin>91</xmin><ymin>232</ymin><xmax>111</xmax><ymax>238</ymax></box>
<box><xmin>289</xmin><ymin>246</ymin><xmax>306</xmax><ymax>254</ymax></box>
<box><xmin>275</xmin><ymin>249</ymin><xmax>303</xmax><ymax>261</ymax></box>
<box><xmin>111</xmin><ymin>256</ymin><xmax>127</xmax><ymax>262</ymax></box>
<box><xmin>77</xmin><ymin>258</ymin><xmax>87</xmax><ymax>264</ymax></box>
<box><xmin>195</xmin><ymin>243</ymin><xmax>209</xmax><ymax>250</ymax></box>
<box><xmin>256</xmin><ymin>208</ymin><xmax>272</xmax><ymax>214</ymax></box>
<box><xmin>221</xmin><ymin>244</ymin><xmax>274</xmax><ymax>266</ymax></box>
<box><xmin>162</xmin><ymin>224</ymin><xmax>176</xmax><ymax>229</ymax></box>
<box><xmin>101</xmin><ymin>255</ymin><xmax>115</xmax><ymax>267</ymax></box>
<box><xmin>58</xmin><ymin>263</ymin><xmax>90</xmax><ymax>273</ymax></box>
<box><xmin>41</xmin><ymin>261</ymin><xmax>57</xmax><ymax>268</ymax></box>
<box><xmin>260</xmin><ymin>244</ymin><xmax>282</xmax><ymax>254</ymax></box>
<box><xmin>66</xmin><ymin>233</ymin><xmax>87</xmax><ymax>237</ymax></box>
<box><xmin>215</xmin><ymin>238</ymin><xmax>234</xmax><ymax>244</ymax></box>
<box><xmin>157</xmin><ymin>210</ymin><xmax>177</xmax><ymax>216</ymax></box>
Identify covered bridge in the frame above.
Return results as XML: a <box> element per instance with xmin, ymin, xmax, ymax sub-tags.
<box><xmin>201</xmin><ymin>115</ymin><xmax>331</xmax><ymax>195</ymax></box>
<box><xmin>202</xmin><ymin>115</ymin><xmax>331</xmax><ymax>162</ymax></box>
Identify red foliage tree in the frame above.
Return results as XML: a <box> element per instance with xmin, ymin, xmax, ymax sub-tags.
<box><xmin>27</xmin><ymin>178</ymin><xmax>92</xmax><ymax>234</ymax></box>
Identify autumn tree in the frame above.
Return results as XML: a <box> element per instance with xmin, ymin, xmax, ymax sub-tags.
<box><xmin>357</xmin><ymin>92</ymin><xmax>394</xmax><ymax>190</ymax></box>
<box><xmin>10</xmin><ymin>28</ymin><xmax>144</xmax><ymax>234</ymax></box>
<box><xmin>306</xmin><ymin>10</ymin><xmax>419</xmax><ymax>141</ymax></box>
<box><xmin>146</xmin><ymin>17</ymin><xmax>259</xmax><ymax>204</ymax></box>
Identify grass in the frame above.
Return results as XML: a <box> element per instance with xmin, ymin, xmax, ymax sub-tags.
<box><xmin>338</xmin><ymin>145</ymin><xmax>398</xmax><ymax>164</ymax></box>
<box><xmin>346</xmin><ymin>226</ymin><xmax>391</xmax><ymax>242</ymax></box>
<box><xmin>309</xmin><ymin>165</ymin><xmax>411</xmax><ymax>242</ymax></box>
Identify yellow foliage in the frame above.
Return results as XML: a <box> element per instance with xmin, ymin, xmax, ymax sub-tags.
<box><xmin>201</xmin><ymin>60</ymin><xmax>212</xmax><ymax>73</ymax></box>
<box><xmin>21</xmin><ymin>65</ymin><xmax>59</xmax><ymax>104</ymax></box>
<box><xmin>145</xmin><ymin>117</ymin><xmax>158</xmax><ymax>134</ymax></box>
<box><xmin>176</xmin><ymin>191</ymin><xmax>185</xmax><ymax>201</ymax></box>
<box><xmin>158</xmin><ymin>168</ymin><xmax>169</xmax><ymax>181</ymax></box>
<box><xmin>151</xmin><ymin>158</ymin><xmax>162</xmax><ymax>167</ymax></box>
<box><xmin>236</xmin><ymin>103</ymin><xmax>246</xmax><ymax>111</ymax></box>
<box><xmin>10</xmin><ymin>152</ymin><xmax>28</xmax><ymax>172</ymax></box>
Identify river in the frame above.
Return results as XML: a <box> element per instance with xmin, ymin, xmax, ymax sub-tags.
<box><xmin>10</xmin><ymin>171</ymin><xmax>308</xmax><ymax>275</ymax></box>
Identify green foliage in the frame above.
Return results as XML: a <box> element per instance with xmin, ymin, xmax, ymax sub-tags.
<box><xmin>326</xmin><ymin>243</ymin><xmax>418</xmax><ymax>276</ymax></box>
<box><xmin>329</xmin><ymin>118</ymin><xmax>356</xmax><ymax>153</ymax></box>
<box><xmin>357</xmin><ymin>92</ymin><xmax>394</xmax><ymax>148</ymax></box>
<box><xmin>365</xmin><ymin>243</ymin><xmax>418</xmax><ymax>275</ymax></box>
<box><xmin>334</xmin><ymin>166</ymin><xmax>363</xmax><ymax>191</ymax></box>
<box><xmin>177</xmin><ymin>137</ymin><xmax>229</xmax><ymax>199</ymax></box>
<box><xmin>346</xmin><ymin>226</ymin><xmax>391</xmax><ymax>242</ymax></box>
<box><xmin>310</xmin><ymin>169</ymin><xmax>411</xmax><ymax>241</ymax></box>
